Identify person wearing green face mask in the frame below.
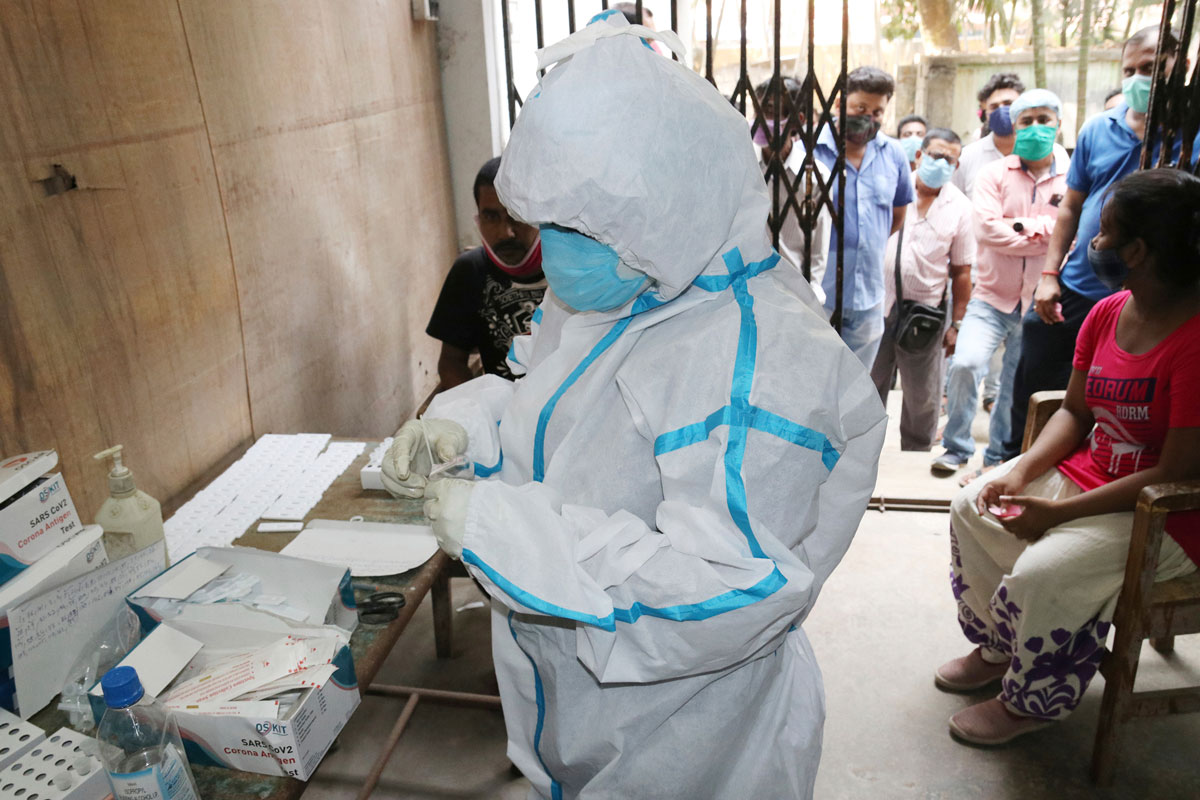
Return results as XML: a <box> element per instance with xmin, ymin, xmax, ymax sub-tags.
<box><xmin>932</xmin><ymin>89</ymin><xmax>1071</xmax><ymax>479</ymax></box>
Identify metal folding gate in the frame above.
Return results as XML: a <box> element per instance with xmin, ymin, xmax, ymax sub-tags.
<box><xmin>496</xmin><ymin>0</ymin><xmax>852</xmax><ymax>328</ymax></box>
<box><xmin>1144</xmin><ymin>0</ymin><xmax>1200</xmax><ymax>171</ymax></box>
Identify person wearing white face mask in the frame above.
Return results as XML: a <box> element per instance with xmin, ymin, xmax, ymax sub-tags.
<box><xmin>871</xmin><ymin>128</ymin><xmax>975</xmax><ymax>452</ymax></box>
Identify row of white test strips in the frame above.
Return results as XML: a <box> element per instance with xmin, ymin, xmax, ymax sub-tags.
<box><xmin>164</xmin><ymin>435</ymin><xmax>363</xmax><ymax>559</ymax></box>
<box><xmin>261</xmin><ymin>441</ymin><xmax>365</xmax><ymax>521</ymax></box>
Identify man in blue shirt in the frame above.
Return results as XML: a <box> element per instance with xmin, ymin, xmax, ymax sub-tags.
<box><xmin>999</xmin><ymin>25</ymin><xmax>1192</xmax><ymax>461</ymax></box>
<box><xmin>815</xmin><ymin>66</ymin><xmax>915</xmax><ymax>368</ymax></box>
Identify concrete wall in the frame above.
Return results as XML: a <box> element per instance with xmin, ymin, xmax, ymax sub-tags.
<box><xmin>900</xmin><ymin>49</ymin><xmax>1124</xmax><ymax>148</ymax></box>
<box><xmin>1</xmin><ymin>0</ymin><xmax>455</xmax><ymax>517</ymax></box>
<box><xmin>437</xmin><ymin>0</ymin><xmax>509</xmax><ymax>250</ymax></box>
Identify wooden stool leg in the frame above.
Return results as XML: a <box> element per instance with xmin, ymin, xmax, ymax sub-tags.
<box><xmin>432</xmin><ymin>568</ymin><xmax>453</xmax><ymax>659</ymax></box>
<box><xmin>1150</xmin><ymin>635</ymin><xmax>1175</xmax><ymax>654</ymax></box>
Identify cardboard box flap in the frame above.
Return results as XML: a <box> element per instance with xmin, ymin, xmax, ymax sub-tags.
<box><xmin>128</xmin><ymin>546</ymin><xmax>357</xmax><ymax>636</ymax></box>
<box><xmin>0</xmin><ymin>451</ymin><xmax>57</xmax><ymax>505</ymax></box>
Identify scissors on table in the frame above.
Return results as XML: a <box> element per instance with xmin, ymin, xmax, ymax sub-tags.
<box><xmin>357</xmin><ymin>591</ymin><xmax>406</xmax><ymax>624</ymax></box>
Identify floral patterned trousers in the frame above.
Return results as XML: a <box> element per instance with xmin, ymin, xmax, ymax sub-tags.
<box><xmin>949</xmin><ymin>457</ymin><xmax>1196</xmax><ymax>720</ymax></box>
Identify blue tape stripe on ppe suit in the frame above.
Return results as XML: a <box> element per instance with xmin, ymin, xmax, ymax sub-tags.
<box><xmin>531</xmin><ymin>291</ymin><xmax>668</xmax><ymax>483</ymax></box>
<box><xmin>533</xmin><ymin>306</ymin><xmax>544</xmax><ymax>324</ymax></box>
<box><xmin>465</xmin><ymin>550</ymin><xmax>787</xmax><ymax>628</ymax></box>
<box><xmin>654</xmin><ymin>403</ymin><xmax>840</xmax><ymax>471</ymax></box>
<box><xmin>470</xmin><ymin>248</ymin><xmax>824</xmax><ymax>629</ymax></box>
<box><xmin>507</xmin><ymin>611</ymin><xmax>564</xmax><ymax>800</ymax></box>
<box><xmin>474</xmin><ymin>450</ymin><xmax>503</xmax><ymax>477</ymax></box>
<box><xmin>655</xmin><ymin>249</ymin><xmax>841</xmax><ymax>471</ymax></box>
<box><xmin>533</xmin><ymin>316</ymin><xmax>635</xmax><ymax>482</ymax></box>
<box><xmin>723</xmin><ymin>248</ymin><xmax>767</xmax><ymax>558</ymax></box>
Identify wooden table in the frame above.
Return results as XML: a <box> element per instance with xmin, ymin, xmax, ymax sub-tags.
<box><xmin>33</xmin><ymin>440</ymin><xmax>470</xmax><ymax>800</ymax></box>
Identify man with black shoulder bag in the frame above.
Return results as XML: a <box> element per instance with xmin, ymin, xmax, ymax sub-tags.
<box><xmin>871</xmin><ymin>128</ymin><xmax>975</xmax><ymax>451</ymax></box>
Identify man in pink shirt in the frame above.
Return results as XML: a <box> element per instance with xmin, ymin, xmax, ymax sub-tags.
<box><xmin>933</xmin><ymin>89</ymin><xmax>1070</xmax><ymax>476</ymax></box>
<box><xmin>872</xmin><ymin>128</ymin><xmax>975</xmax><ymax>451</ymax></box>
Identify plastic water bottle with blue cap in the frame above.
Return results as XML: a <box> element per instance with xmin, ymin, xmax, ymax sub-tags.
<box><xmin>97</xmin><ymin>666</ymin><xmax>200</xmax><ymax>800</ymax></box>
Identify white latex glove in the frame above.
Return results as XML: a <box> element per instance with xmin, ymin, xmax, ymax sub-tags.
<box><xmin>423</xmin><ymin>478</ymin><xmax>475</xmax><ymax>559</ymax></box>
<box><xmin>380</xmin><ymin>419</ymin><xmax>469</xmax><ymax>499</ymax></box>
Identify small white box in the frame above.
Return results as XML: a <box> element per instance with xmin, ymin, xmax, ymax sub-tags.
<box><xmin>0</xmin><ymin>452</ymin><xmax>84</xmax><ymax>586</ymax></box>
<box><xmin>359</xmin><ymin>438</ymin><xmax>393</xmax><ymax>491</ymax></box>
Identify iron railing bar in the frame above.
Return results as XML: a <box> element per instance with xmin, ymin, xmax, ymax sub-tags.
<box><xmin>1170</xmin><ymin>0</ymin><xmax>1197</xmax><ymax>166</ymax></box>
<box><xmin>800</xmin><ymin>2</ymin><xmax>818</xmax><ymax>281</ymax></box>
<box><xmin>568</xmin><ymin>0</ymin><xmax>576</xmax><ymax>34</ymax></box>
<box><xmin>705</xmin><ymin>0</ymin><xmax>715</xmax><ymax>85</ymax></box>
<box><xmin>737</xmin><ymin>0</ymin><xmax>748</xmax><ymax>114</ymax></box>
<box><xmin>1143</xmin><ymin>0</ymin><xmax>1177</xmax><ymax>169</ymax></box>
<box><xmin>1160</xmin><ymin>0</ymin><xmax>1193</xmax><ymax>167</ymax></box>
<box><xmin>1183</xmin><ymin>48</ymin><xmax>1200</xmax><ymax>170</ymax></box>
<box><xmin>534</xmin><ymin>0</ymin><xmax>545</xmax><ymax>50</ymax></box>
<box><xmin>671</xmin><ymin>0</ymin><xmax>680</xmax><ymax>61</ymax></box>
<box><xmin>501</xmin><ymin>0</ymin><xmax>517</xmax><ymax>128</ymax></box>
<box><xmin>770</xmin><ymin>0</ymin><xmax>784</xmax><ymax>250</ymax></box>
<box><xmin>833</xmin><ymin>0</ymin><xmax>849</xmax><ymax>333</ymax></box>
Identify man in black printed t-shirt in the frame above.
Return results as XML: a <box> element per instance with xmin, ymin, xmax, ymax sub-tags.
<box><xmin>426</xmin><ymin>157</ymin><xmax>546</xmax><ymax>389</ymax></box>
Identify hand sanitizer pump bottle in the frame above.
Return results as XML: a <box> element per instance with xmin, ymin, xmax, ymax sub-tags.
<box><xmin>93</xmin><ymin>445</ymin><xmax>167</xmax><ymax>565</ymax></box>
<box><xmin>98</xmin><ymin>666</ymin><xmax>200</xmax><ymax>800</ymax></box>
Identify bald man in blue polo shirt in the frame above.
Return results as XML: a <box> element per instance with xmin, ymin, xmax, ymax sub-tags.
<box><xmin>815</xmin><ymin>66</ymin><xmax>914</xmax><ymax>369</ymax></box>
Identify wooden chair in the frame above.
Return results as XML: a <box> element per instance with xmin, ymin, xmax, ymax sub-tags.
<box><xmin>1021</xmin><ymin>390</ymin><xmax>1200</xmax><ymax>784</ymax></box>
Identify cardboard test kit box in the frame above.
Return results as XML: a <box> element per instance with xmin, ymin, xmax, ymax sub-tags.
<box><xmin>91</xmin><ymin>546</ymin><xmax>361</xmax><ymax>780</ymax></box>
<box><xmin>0</xmin><ymin>451</ymin><xmax>84</xmax><ymax>586</ymax></box>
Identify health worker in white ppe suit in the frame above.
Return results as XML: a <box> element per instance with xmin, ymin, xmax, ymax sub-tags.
<box><xmin>381</xmin><ymin>11</ymin><xmax>886</xmax><ymax>799</ymax></box>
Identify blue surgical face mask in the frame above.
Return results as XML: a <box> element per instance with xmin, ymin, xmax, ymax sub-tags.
<box><xmin>987</xmin><ymin>105</ymin><xmax>1014</xmax><ymax>137</ymax></box>
<box><xmin>538</xmin><ymin>225</ymin><xmax>649</xmax><ymax>311</ymax></box>
<box><xmin>917</xmin><ymin>153</ymin><xmax>956</xmax><ymax>188</ymax></box>
<box><xmin>1087</xmin><ymin>238</ymin><xmax>1129</xmax><ymax>291</ymax></box>
<box><xmin>899</xmin><ymin>135</ymin><xmax>922</xmax><ymax>163</ymax></box>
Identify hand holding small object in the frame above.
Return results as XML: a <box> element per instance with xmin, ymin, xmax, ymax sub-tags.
<box><xmin>380</xmin><ymin>419</ymin><xmax>469</xmax><ymax>499</ymax></box>
<box><xmin>995</xmin><ymin>495</ymin><xmax>1062</xmax><ymax>542</ymax></box>
<box><xmin>423</xmin><ymin>478</ymin><xmax>475</xmax><ymax>559</ymax></box>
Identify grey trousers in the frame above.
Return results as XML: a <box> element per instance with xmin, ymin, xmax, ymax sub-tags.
<box><xmin>870</xmin><ymin>303</ymin><xmax>945</xmax><ymax>451</ymax></box>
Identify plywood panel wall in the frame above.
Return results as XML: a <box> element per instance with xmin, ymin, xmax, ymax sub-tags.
<box><xmin>1</xmin><ymin>0</ymin><xmax>454</xmax><ymax>516</ymax></box>
<box><xmin>177</xmin><ymin>0</ymin><xmax>453</xmax><ymax>437</ymax></box>
<box><xmin>0</xmin><ymin>0</ymin><xmax>252</xmax><ymax>517</ymax></box>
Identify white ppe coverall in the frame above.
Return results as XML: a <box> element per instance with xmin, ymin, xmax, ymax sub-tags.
<box><xmin>424</xmin><ymin>13</ymin><xmax>887</xmax><ymax>799</ymax></box>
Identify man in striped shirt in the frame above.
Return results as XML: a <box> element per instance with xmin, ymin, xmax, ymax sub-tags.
<box><xmin>871</xmin><ymin>128</ymin><xmax>975</xmax><ymax>451</ymax></box>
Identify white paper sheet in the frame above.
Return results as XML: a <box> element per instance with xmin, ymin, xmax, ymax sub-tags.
<box><xmin>113</xmin><ymin>624</ymin><xmax>204</xmax><ymax>699</ymax></box>
<box><xmin>132</xmin><ymin>556</ymin><xmax>229</xmax><ymax>600</ymax></box>
<box><xmin>280</xmin><ymin>519</ymin><xmax>438</xmax><ymax>576</ymax></box>
<box><xmin>9</xmin><ymin>541</ymin><xmax>166</xmax><ymax>719</ymax></box>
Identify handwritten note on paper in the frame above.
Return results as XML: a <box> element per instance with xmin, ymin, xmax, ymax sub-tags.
<box><xmin>8</xmin><ymin>541</ymin><xmax>166</xmax><ymax>719</ymax></box>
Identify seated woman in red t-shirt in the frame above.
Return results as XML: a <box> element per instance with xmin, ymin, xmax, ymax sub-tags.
<box><xmin>933</xmin><ymin>168</ymin><xmax>1200</xmax><ymax>746</ymax></box>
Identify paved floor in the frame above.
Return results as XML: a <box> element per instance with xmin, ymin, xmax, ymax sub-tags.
<box><xmin>302</xmin><ymin>389</ymin><xmax>1200</xmax><ymax>799</ymax></box>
